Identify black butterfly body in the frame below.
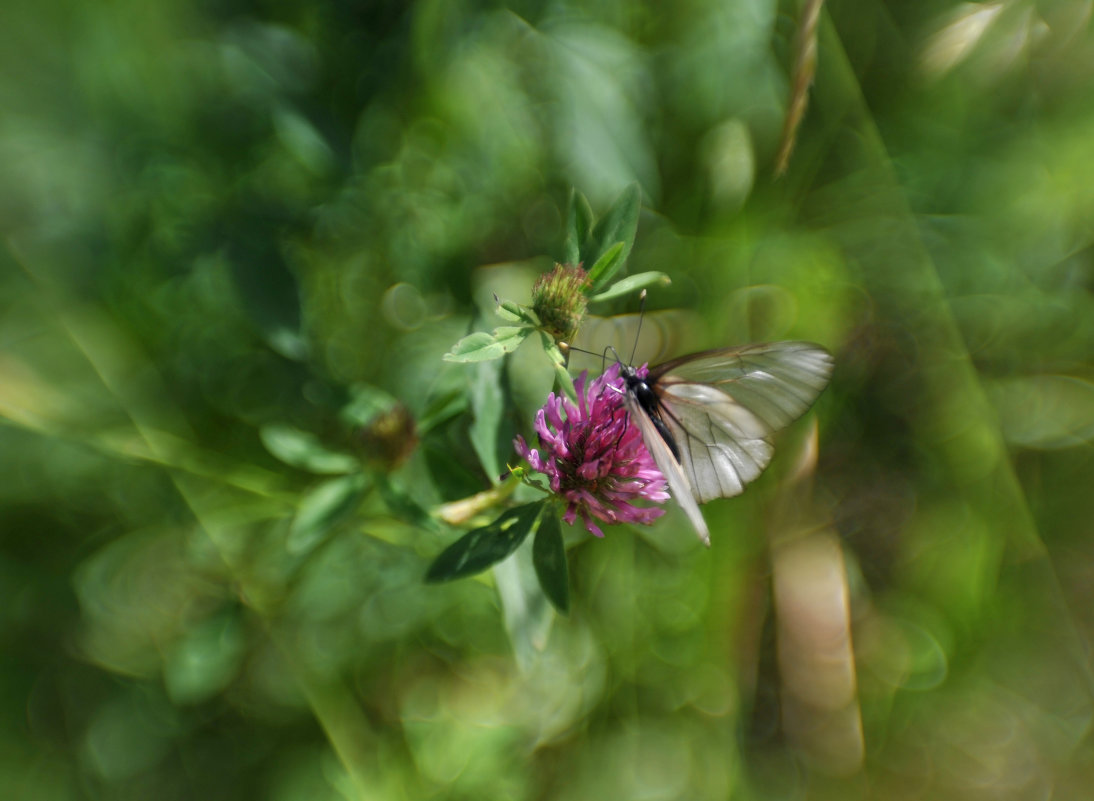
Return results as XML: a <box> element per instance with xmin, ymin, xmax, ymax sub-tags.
<box><xmin>620</xmin><ymin>366</ymin><xmax>680</xmax><ymax>461</ymax></box>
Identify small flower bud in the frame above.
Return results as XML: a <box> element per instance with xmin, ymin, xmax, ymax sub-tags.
<box><xmin>356</xmin><ymin>402</ymin><xmax>417</xmax><ymax>470</ymax></box>
<box><xmin>531</xmin><ymin>263</ymin><xmax>589</xmax><ymax>343</ymax></box>
<box><xmin>340</xmin><ymin>385</ymin><xmax>419</xmax><ymax>472</ymax></box>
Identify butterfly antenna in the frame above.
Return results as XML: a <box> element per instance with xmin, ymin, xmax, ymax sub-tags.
<box><xmin>559</xmin><ymin>342</ymin><xmax>603</xmax><ymax>359</ymax></box>
<box><xmin>603</xmin><ymin>345</ymin><xmax>621</xmax><ymax>372</ymax></box>
<box><xmin>628</xmin><ymin>289</ymin><xmax>647</xmax><ymax>365</ymax></box>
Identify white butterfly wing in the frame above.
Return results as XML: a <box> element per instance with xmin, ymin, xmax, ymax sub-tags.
<box><xmin>656</xmin><ymin>381</ymin><xmax>775</xmax><ymax>504</ymax></box>
<box><xmin>655</xmin><ymin>342</ymin><xmax>834</xmax><ymax>431</ymax></box>
<box><xmin>634</xmin><ymin>342</ymin><xmax>833</xmax><ymax>540</ymax></box>
<box><xmin>622</xmin><ymin>390</ymin><xmax>711</xmax><ymax>546</ymax></box>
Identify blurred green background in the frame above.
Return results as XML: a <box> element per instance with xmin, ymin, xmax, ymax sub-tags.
<box><xmin>3</xmin><ymin>0</ymin><xmax>1094</xmax><ymax>798</ymax></box>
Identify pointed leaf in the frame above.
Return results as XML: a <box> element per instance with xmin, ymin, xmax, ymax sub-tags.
<box><xmin>582</xmin><ymin>184</ymin><xmax>641</xmax><ymax>291</ymax></box>
<box><xmin>585</xmin><ymin>241</ymin><xmax>626</xmax><ymax>292</ymax></box>
<box><xmin>563</xmin><ymin>188</ymin><xmax>594</xmax><ymax>265</ymax></box>
<box><xmin>468</xmin><ymin>358</ymin><xmax>504</xmax><ymax>480</ymax></box>
<box><xmin>425</xmin><ymin>502</ymin><xmax>545</xmax><ymax>582</ymax></box>
<box><xmin>532</xmin><ymin>511</ymin><xmax>569</xmax><ymax>613</ymax></box>
<box><xmin>588</xmin><ymin>271</ymin><xmax>671</xmax><ymax>304</ymax></box>
<box><xmin>443</xmin><ymin>326</ymin><xmax>532</xmax><ymax>363</ymax></box>
<box><xmin>260</xmin><ymin>424</ymin><xmax>358</xmax><ymax>474</ymax></box>
<box><xmin>496</xmin><ymin>300</ymin><xmax>539</xmax><ymax>325</ymax></box>
<box><xmin>417</xmin><ymin>388</ymin><xmax>468</xmax><ymax>434</ymax></box>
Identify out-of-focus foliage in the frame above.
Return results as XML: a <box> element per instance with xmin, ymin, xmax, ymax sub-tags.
<box><xmin>2</xmin><ymin>0</ymin><xmax>1093</xmax><ymax>799</ymax></box>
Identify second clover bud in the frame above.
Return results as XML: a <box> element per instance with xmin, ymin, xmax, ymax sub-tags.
<box><xmin>531</xmin><ymin>263</ymin><xmax>589</xmax><ymax>343</ymax></box>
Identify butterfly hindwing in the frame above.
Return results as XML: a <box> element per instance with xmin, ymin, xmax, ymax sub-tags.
<box><xmin>656</xmin><ymin>382</ymin><xmax>775</xmax><ymax>504</ymax></box>
<box><xmin>622</xmin><ymin>389</ymin><xmax>711</xmax><ymax>546</ymax></box>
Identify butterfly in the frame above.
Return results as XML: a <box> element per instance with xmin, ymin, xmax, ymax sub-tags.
<box><xmin>618</xmin><ymin>342</ymin><xmax>834</xmax><ymax>546</ymax></box>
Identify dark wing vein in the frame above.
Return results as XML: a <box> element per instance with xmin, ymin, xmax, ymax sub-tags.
<box><xmin>648</xmin><ymin>342</ymin><xmax>832</xmax><ymax>504</ymax></box>
<box><xmin>656</xmin><ymin>388</ymin><xmax>771</xmax><ymax>503</ymax></box>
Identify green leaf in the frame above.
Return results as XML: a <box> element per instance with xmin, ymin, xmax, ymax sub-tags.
<box><xmin>443</xmin><ymin>326</ymin><xmax>532</xmax><ymax>363</ymax></box>
<box><xmin>468</xmin><ymin>358</ymin><xmax>504</xmax><ymax>481</ymax></box>
<box><xmin>563</xmin><ymin>188</ymin><xmax>594</xmax><ymax>266</ymax></box>
<box><xmin>532</xmin><ymin>511</ymin><xmax>569</xmax><ymax>614</ymax></box>
<box><xmin>287</xmin><ymin>473</ymin><xmax>370</xmax><ymax>555</ymax></box>
<box><xmin>260</xmin><ymin>425</ymin><xmax>358</xmax><ymax>474</ymax></box>
<box><xmin>539</xmin><ymin>331</ymin><xmax>576</xmax><ymax>401</ymax></box>
<box><xmin>588</xmin><ymin>271</ymin><xmax>672</xmax><ymax>303</ymax></box>
<box><xmin>425</xmin><ymin>502</ymin><xmax>545</xmax><ymax>582</ymax></box>
<box><xmin>582</xmin><ymin>184</ymin><xmax>641</xmax><ymax>291</ymax></box>
<box><xmin>495</xmin><ymin>538</ymin><xmax>555</xmax><ymax>669</ymax></box>
<box><xmin>417</xmin><ymin>388</ymin><xmax>468</xmax><ymax>434</ymax></box>
<box><xmin>585</xmin><ymin>241</ymin><xmax>626</xmax><ymax>292</ymax></box>
<box><xmin>442</xmin><ymin>331</ymin><xmax>496</xmax><ymax>362</ymax></box>
<box><xmin>495</xmin><ymin>299</ymin><xmax>539</xmax><ymax>325</ymax></box>
<box><xmin>495</xmin><ymin>301</ymin><xmax>521</xmax><ymax>322</ymax></box>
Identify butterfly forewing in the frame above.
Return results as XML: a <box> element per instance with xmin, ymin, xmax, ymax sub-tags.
<box><xmin>653</xmin><ymin>343</ymin><xmax>834</xmax><ymax>430</ymax></box>
<box><xmin>633</xmin><ymin>341</ymin><xmax>833</xmax><ymax>540</ymax></box>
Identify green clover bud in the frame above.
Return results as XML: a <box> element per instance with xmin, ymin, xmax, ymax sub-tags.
<box><xmin>531</xmin><ymin>263</ymin><xmax>589</xmax><ymax>343</ymax></box>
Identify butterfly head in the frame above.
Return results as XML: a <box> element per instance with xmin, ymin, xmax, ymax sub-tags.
<box><xmin>619</xmin><ymin>364</ymin><xmax>658</xmax><ymax>409</ymax></box>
